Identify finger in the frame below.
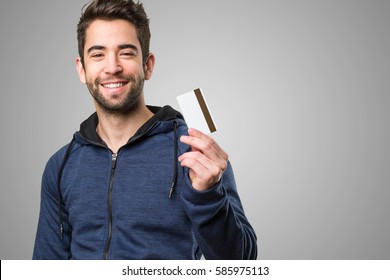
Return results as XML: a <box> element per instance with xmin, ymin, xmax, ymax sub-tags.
<box><xmin>180</xmin><ymin>132</ymin><xmax>228</xmax><ymax>163</ymax></box>
<box><xmin>179</xmin><ymin>150</ymin><xmax>227</xmax><ymax>184</ymax></box>
<box><xmin>179</xmin><ymin>153</ymin><xmax>223</xmax><ymax>191</ymax></box>
<box><xmin>179</xmin><ymin>135</ymin><xmax>219</xmax><ymax>162</ymax></box>
<box><xmin>179</xmin><ymin>151</ymin><xmax>225</xmax><ymax>173</ymax></box>
<box><xmin>188</xmin><ymin>128</ymin><xmax>229</xmax><ymax>161</ymax></box>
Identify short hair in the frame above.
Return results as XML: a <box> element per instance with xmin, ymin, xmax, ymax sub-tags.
<box><xmin>77</xmin><ymin>0</ymin><xmax>151</xmax><ymax>66</ymax></box>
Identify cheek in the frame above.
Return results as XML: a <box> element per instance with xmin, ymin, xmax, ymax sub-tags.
<box><xmin>83</xmin><ymin>67</ymin><xmax>100</xmax><ymax>84</ymax></box>
<box><xmin>125</xmin><ymin>62</ymin><xmax>144</xmax><ymax>75</ymax></box>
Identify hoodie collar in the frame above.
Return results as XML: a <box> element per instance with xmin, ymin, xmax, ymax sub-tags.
<box><xmin>79</xmin><ymin>105</ymin><xmax>184</xmax><ymax>144</ymax></box>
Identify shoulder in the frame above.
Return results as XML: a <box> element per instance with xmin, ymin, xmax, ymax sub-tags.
<box><xmin>42</xmin><ymin>139</ymin><xmax>79</xmax><ymax>181</ymax></box>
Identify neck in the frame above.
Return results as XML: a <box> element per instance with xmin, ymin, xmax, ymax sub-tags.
<box><xmin>95</xmin><ymin>104</ymin><xmax>154</xmax><ymax>153</ymax></box>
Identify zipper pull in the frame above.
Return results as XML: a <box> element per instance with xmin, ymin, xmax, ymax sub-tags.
<box><xmin>60</xmin><ymin>223</ymin><xmax>64</xmax><ymax>240</ymax></box>
<box><xmin>111</xmin><ymin>153</ymin><xmax>117</xmax><ymax>169</ymax></box>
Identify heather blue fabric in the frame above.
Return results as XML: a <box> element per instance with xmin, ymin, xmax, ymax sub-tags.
<box><xmin>33</xmin><ymin>106</ymin><xmax>257</xmax><ymax>259</ymax></box>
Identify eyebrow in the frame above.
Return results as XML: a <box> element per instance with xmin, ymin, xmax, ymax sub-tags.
<box><xmin>87</xmin><ymin>44</ymin><xmax>139</xmax><ymax>54</ymax></box>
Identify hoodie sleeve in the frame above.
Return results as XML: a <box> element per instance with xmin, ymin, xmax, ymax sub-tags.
<box><xmin>180</xmin><ymin>161</ymin><xmax>258</xmax><ymax>260</ymax></box>
<box><xmin>33</xmin><ymin>148</ymin><xmax>72</xmax><ymax>260</ymax></box>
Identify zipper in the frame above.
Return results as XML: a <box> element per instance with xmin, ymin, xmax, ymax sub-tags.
<box><xmin>103</xmin><ymin>152</ymin><xmax>118</xmax><ymax>260</ymax></box>
<box><xmin>76</xmin><ymin>123</ymin><xmax>158</xmax><ymax>259</ymax></box>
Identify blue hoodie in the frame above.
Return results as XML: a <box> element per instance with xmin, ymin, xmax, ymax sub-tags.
<box><xmin>33</xmin><ymin>105</ymin><xmax>257</xmax><ymax>260</ymax></box>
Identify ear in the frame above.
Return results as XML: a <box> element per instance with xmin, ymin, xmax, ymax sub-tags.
<box><xmin>144</xmin><ymin>53</ymin><xmax>155</xmax><ymax>80</ymax></box>
<box><xmin>76</xmin><ymin>57</ymin><xmax>86</xmax><ymax>84</ymax></box>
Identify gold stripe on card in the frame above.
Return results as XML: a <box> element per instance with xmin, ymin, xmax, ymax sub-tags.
<box><xmin>194</xmin><ymin>88</ymin><xmax>217</xmax><ymax>133</ymax></box>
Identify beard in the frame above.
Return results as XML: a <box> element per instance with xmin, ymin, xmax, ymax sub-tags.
<box><xmin>86</xmin><ymin>72</ymin><xmax>145</xmax><ymax>116</ymax></box>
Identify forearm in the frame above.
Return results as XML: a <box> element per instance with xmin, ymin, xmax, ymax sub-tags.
<box><xmin>181</xmin><ymin>166</ymin><xmax>257</xmax><ymax>260</ymax></box>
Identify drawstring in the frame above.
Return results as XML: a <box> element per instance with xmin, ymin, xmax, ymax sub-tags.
<box><xmin>57</xmin><ymin>137</ymin><xmax>76</xmax><ymax>239</ymax></box>
<box><xmin>169</xmin><ymin>121</ymin><xmax>178</xmax><ymax>198</ymax></box>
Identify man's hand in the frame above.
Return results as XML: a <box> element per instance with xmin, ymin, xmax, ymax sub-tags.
<box><xmin>179</xmin><ymin>128</ymin><xmax>229</xmax><ymax>191</ymax></box>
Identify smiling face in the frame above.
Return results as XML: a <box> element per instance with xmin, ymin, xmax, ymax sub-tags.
<box><xmin>76</xmin><ymin>19</ymin><xmax>154</xmax><ymax>115</ymax></box>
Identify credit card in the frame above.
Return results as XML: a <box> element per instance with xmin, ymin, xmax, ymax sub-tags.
<box><xmin>176</xmin><ymin>88</ymin><xmax>217</xmax><ymax>134</ymax></box>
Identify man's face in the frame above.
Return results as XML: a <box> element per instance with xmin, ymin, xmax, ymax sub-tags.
<box><xmin>76</xmin><ymin>19</ymin><xmax>153</xmax><ymax>115</ymax></box>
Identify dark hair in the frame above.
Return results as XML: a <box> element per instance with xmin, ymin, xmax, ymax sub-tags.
<box><xmin>77</xmin><ymin>0</ymin><xmax>151</xmax><ymax>66</ymax></box>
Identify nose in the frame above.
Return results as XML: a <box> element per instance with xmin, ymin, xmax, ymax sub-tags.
<box><xmin>104</xmin><ymin>55</ymin><xmax>123</xmax><ymax>75</ymax></box>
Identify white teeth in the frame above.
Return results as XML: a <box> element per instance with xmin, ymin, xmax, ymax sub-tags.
<box><xmin>103</xmin><ymin>83</ymin><xmax>125</xmax><ymax>89</ymax></box>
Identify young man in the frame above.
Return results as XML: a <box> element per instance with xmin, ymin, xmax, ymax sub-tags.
<box><xmin>33</xmin><ymin>0</ymin><xmax>257</xmax><ymax>260</ymax></box>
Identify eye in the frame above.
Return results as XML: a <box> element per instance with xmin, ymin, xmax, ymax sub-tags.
<box><xmin>121</xmin><ymin>51</ymin><xmax>136</xmax><ymax>57</ymax></box>
<box><xmin>91</xmin><ymin>53</ymin><xmax>104</xmax><ymax>59</ymax></box>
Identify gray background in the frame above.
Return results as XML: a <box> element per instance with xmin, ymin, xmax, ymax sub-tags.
<box><xmin>0</xmin><ymin>0</ymin><xmax>389</xmax><ymax>259</ymax></box>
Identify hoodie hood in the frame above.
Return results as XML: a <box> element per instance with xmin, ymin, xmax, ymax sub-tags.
<box><xmin>78</xmin><ymin>105</ymin><xmax>185</xmax><ymax>145</ymax></box>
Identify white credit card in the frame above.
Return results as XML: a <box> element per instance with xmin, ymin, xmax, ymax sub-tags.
<box><xmin>176</xmin><ymin>88</ymin><xmax>217</xmax><ymax>134</ymax></box>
